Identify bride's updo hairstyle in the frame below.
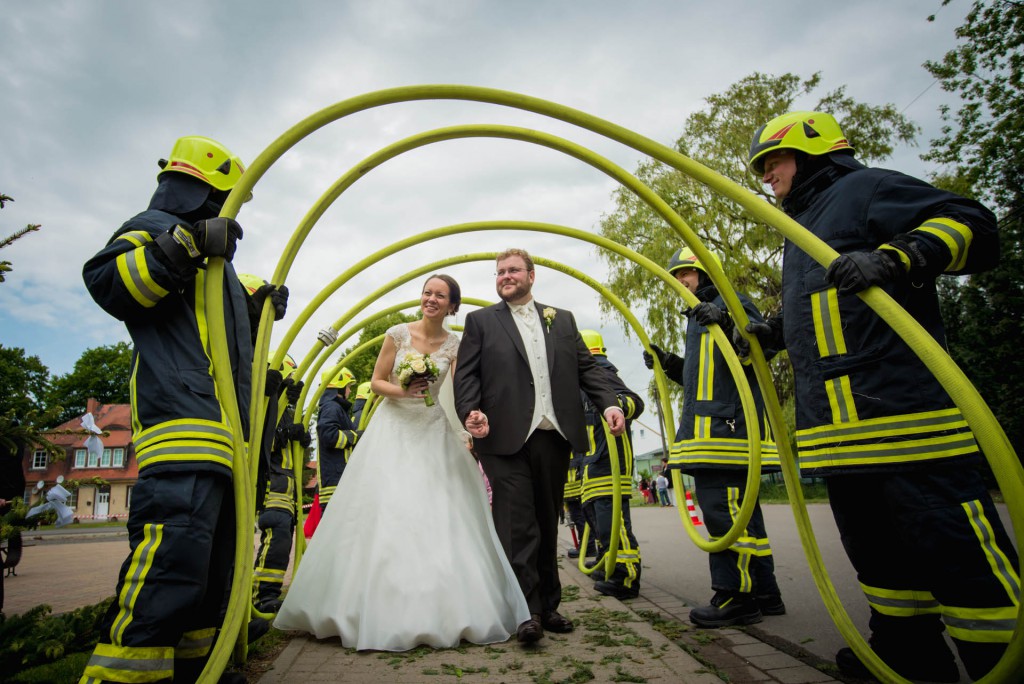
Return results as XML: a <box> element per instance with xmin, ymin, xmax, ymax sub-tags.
<box><xmin>424</xmin><ymin>273</ymin><xmax>461</xmax><ymax>315</ymax></box>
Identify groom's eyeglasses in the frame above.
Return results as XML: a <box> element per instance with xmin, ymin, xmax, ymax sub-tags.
<box><xmin>495</xmin><ymin>267</ymin><xmax>527</xmax><ymax>277</ymax></box>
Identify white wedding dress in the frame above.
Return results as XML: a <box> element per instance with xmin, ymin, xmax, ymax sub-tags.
<box><xmin>274</xmin><ymin>323</ymin><xmax>529</xmax><ymax>651</ymax></box>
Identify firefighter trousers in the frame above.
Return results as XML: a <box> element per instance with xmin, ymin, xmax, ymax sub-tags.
<box><xmin>694</xmin><ymin>470</ymin><xmax>780</xmax><ymax>598</ymax></box>
<box><xmin>827</xmin><ymin>462</ymin><xmax>1020</xmax><ymax>680</ymax></box>
<box><xmin>584</xmin><ymin>496</ymin><xmax>641</xmax><ymax>587</ymax></box>
<box><xmin>253</xmin><ymin>508</ymin><xmax>295</xmax><ymax>610</ymax></box>
<box><xmin>80</xmin><ymin>470</ymin><xmax>235</xmax><ymax>684</ymax></box>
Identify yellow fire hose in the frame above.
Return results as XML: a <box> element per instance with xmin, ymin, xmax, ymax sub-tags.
<box><xmin>204</xmin><ymin>86</ymin><xmax>1021</xmax><ymax>683</ymax></box>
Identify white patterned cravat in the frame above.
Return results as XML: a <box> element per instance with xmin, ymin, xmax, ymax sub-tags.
<box><xmin>511</xmin><ymin>302</ymin><xmax>535</xmax><ymax>324</ymax></box>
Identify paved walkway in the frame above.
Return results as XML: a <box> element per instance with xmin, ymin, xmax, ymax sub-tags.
<box><xmin>7</xmin><ymin>527</ymin><xmax>842</xmax><ymax>683</ymax></box>
<box><xmin>258</xmin><ymin>555</ymin><xmax>840</xmax><ymax>684</ymax></box>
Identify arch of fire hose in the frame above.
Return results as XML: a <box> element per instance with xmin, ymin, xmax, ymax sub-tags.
<box><xmin>206</xmin><ymin>86</ymin><xmax>1022</xmax><ymax>683</ymax></box>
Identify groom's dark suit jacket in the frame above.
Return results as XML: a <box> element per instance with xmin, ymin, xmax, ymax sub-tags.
<box><xmin>454</xmin><ymin>300</ymin><xmax>618</xmax><ymax>454</ymax></box>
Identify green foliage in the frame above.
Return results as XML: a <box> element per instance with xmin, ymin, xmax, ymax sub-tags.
<box><xmin>938</xmin><ymin>212</ymin><xmax>1024</xmax><ymax>460</ymax></box>
<box><xmin>596</xmin><ymin>72</ymin><xmax>918</xmax><ymax>409</ymax></box>
<box><xmin>924</xmin><ymin>0</ymin><xmax>1024</xmax><ymax>211</ymax></box>
<box><xmin>925</xmin><ymin>2</ymin><xmax>1024</xmax><ymax>465</ymax></box>
<box><xmin>44</xmin><ymin>342</ymin><xmax>133</xmax><ymax>425</ymax></box>
<box><xmin>0</xmin><ymin>597</ymin><xmax>113</xmax><ymax>675</ymax></box>
<box><xmin>0</xmin><ymin>346</ymin><xmax>52</xmax><ymax>418</ymax></box>
<box><xmin>0</xmin><ymin>193</ymin><xmax>42</xmax><ymax>285</ymax></box>
<box><xmin>337</xmin><ymin>311</ymin><xmax>419</xmax><ymax>387</ymax></box>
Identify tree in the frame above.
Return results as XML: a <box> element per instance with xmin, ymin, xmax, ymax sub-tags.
<box><xmin>597</xmin><ymin>72</ymin><xmax>918</xmax><ymax>410</ymax></box>
<box><xmin>0</xmin><ymin>345</ymin><xmax>51</xmax><ymax>418</ymax></box>
<box><xmin>0</xmin><ymin>193</ymin><xmax>41</xmax><ymax>284</ymax></box>
<box><xmin>925</xmin><ymin>1</ymin><xmax>1024</xmax><ymax>453</ymax></box>
<box><xmin>924</xmin><ymin>0</ymin><xmax>1024</xmax><ymax>211</ymax></box>
<box><xmin>45</xmin><ymin>342</ymin><xmax>133</xmax><ymax>426</ymax></box>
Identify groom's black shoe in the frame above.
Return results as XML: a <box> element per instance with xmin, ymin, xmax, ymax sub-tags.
<box><xmin>517</xmin><ymin>615</ymin><xmax>543</xmax><ymax>644</ymax></box>
<box><xmin>541</xmin><ymin>611</ymin><xmax>574</xmax><ymax>633</ymax></box>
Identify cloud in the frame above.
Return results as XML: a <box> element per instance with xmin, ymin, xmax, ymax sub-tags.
<box><xmin>0</xmin><ymin>0</ymin><xmax>973</xmax><ymax>451</ymax></box>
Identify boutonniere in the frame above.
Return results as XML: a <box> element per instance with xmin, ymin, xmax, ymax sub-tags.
<box><xmin>542</xmin><ymin>307</ymin><xmax>556</xmax><ymax>332</ymax></box>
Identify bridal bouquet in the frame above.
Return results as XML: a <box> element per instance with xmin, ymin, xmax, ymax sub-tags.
<box><xmin>396</xmin><ymin>351</ymin><xmax>440</xmax><ymax>406</ymax></box>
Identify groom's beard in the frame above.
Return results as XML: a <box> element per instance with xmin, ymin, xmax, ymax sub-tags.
<box><xmin>497</xmin><ymin>280</ymin><xmax>531</xmax><ymax>303</ymax></box>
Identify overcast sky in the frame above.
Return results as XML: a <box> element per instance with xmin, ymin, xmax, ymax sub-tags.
<box><xmin>0</xmin><ymin>1</ymin><xmax>972</xmax><ymax>453</ymax></box>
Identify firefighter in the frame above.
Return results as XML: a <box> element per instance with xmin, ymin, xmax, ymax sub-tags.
<box><xmin>578</xmin><ymin>329</ymin><xmax>645</xmax><ymax>600</ymax></box>
<box><xmin>80</xmin><ymin>136</ymin><xmax>262</xmax><ymax>684</ymax></box>
<box><xmin>253</xmin><ymin>352</ymin><xmax>308</xmax><ymax>614</ymax></box>
<box><xmin>316</xmin><ymin>366</ymin><xmax>360</xmax><ymax>512</ymax></box>
<box><xmin>351</xmin><ymin>381</ymin><xmax>373</xmax><ymax>429</ymax></box>
<box><xmin>746</xmin><ymin>111</ymin><xmax>1017</xmax><ymax>682</ymax></box>
<box><xmin>644</xmin><ymin>247</ymin><xmax>785</xmax><ymax>628</ymax></box>
<box><xmin>563</xmin><ymin>448</ymin><xmax>596</xmax><ymax>560</ymax></box>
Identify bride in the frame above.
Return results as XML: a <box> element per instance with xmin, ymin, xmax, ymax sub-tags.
<box><xmin>274</xmin><ymin>274</ymin><xmax>529</xmax><ymax>651</ymax></box>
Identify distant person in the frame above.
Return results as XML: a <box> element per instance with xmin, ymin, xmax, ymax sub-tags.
<box><xmin>645</xmin><ymin>246</ymin><xmax>784</xmax><ymax>629</ymax></box>
<box><xmin>655</xmin><ymin>473</ymin><xmax>670</xmax><ymax>506</ymax></box>
<box><xmin>746</xmin><ymin>110</ymin><xmax>1016</xmax><ymax>681</ymax></box>
<box><xmin>576</xmin><ymin>329</ymin><xmax>645</xmax><ymax>600</ymax></box>
<box><xmin>315</xmin><ymin>367</ymin><xmax>360</xmax><ymax>513</ymax></box>
<box><xmin>0</xmin><ymin>422</ymin><xmax>26</xmax><ymax>616</ymax></box>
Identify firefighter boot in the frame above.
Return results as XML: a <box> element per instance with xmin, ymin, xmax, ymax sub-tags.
<box><xmin>836</xmin><ymin>612</ymin><xmax>958</xmax><ymax>683</ymax></box>
<box><xmin>756</xmin><ymin>593</ymin><xmax>786</xmax><ymax>616</ymax></box>
<box><xmin>689</xmin><ymin>591</ymin><xmax>762</xmax><ymax>628</ymax></box>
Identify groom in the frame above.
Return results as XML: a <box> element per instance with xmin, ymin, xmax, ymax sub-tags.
<box><xmin>454</xmin><ymin>248</ymin><xmax>625</xmax><ymax>644</ymax></box>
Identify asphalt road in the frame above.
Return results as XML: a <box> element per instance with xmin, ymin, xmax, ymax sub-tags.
<box><xmin>617</xmin><ymin>501</ymin><xmax>1014</xmax><ymax>665</ymax></box>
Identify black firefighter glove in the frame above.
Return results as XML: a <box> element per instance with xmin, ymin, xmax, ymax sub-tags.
<box><xmin>265</xmin><ymin>369</ymin><xmax>283</xmax><ymax>397</ymax></box>
<box><xmin>152</xmin><ymin>218</ymin><xmax>243</xmax><ymax>277</ymax></box>
<box><xmin>643</xmin><ymin>343</ymin><xmax>671</xmax><ymax>370</ymax></box>
<box><xmin>282</xmin><ymin>377</ymin><xmax>304</xmax><ymax>406</ymax></box>
<box><xmin>824</xmin><ymin>250</ymin><xmax>905</xmax><ymax>294</ymax></box>
<box><xmin>689</xmin><ymin>302</ymin><xmax>732</xmax><ymax>332</ymax></box>
<box><xmin>252</xmin><ymin>283</ymin><xmax>289</xmax><ymax>321</ymax></box>
<box><xmin>643</xmin><ymin>342</ymin><xmax>684</xmax><ymax>385</ymax></box>
<box><xmin>742</xmin><ymin>313</ymin><xmax>785</xmax><ymax>355</ymax></box>
<box><xmin>285</xmin><ymin>422</ymin><xmax>311</xmax><ymax>448</ymax></box>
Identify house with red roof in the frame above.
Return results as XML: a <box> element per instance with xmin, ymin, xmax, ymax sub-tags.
<box><xmin>21</xmin><ymin>398</ymin><xmax>136</xmax><ymax>521</ymax></box>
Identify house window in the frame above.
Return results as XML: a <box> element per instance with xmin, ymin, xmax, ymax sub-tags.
<box><xmin>75</xmin><ymin>448</ymin><xmax>86</xmax><ymax>468</ymax></box>
<box><xmin>87</xmin><ymin>449</ymin><xmax>100</xmax><ymax>468</ymax></box>
<box><xmin>112</xmin><ymin>448</ymin><xmax>125</xmax><ymax>467</ymax></box>
<box><xmin>68</xmin><ymin>487</ymin><xmax>78</xmax><ymax>508</ymax></box>
<box><xmin>126</xmin><ymin>485</ymin><xmax>133</xmax><ymax>509</ymax></box>
<box><xmin>30</xmin><ymin>450</ymin><xmax>47</xmax><ymax>470</ymax></box>
<box><xmin>101</xmin><ymin>448</ymin><xmax>111</xmax><ymax>467</ymax></box>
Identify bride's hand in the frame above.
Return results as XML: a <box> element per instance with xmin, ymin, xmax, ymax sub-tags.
<box><xmin>404</xmin><ymin>378</ymin><xmax>430</xmax><ymax>398</ymax></box>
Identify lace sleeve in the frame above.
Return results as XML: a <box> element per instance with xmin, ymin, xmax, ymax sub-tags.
<box><xmin>386</xmin><ymin>323</ymin><xmax>408</xmax><ymax>350</ymax></box>
<box><xmin>439</xmin><ymin>331</ymin><xmax>460</xmax><ymax>366</ymax></box>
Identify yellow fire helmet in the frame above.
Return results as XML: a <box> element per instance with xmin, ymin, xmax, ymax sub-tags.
<box><xmin>355</xmin><ymin>381</ymin><xmax>373</xmax><ymax>402</ymax></box>
<box><xmin>748</xmin><ymin>111</ymin><xmax>854</xmax><ymax>175</ymax></box>
<box><xmin>269</xmin><ymin>352</ymin><xmax>298</xmax><ymax>380</ymax></box>
<box><xmin>157</xmin><ymin>135</ymin><xmax>252</xmax><ymax>201</ymax></box>
<box><xmin>237</xmin><ymin>273</ymin><xmax>267</xmax><ymax>296</ymax></box>
<box><xmin>580</xmin><ymin>329</ymin><xmax>606</xmax><ymax>356</ymax></box>
<box><xmin>323</xmin><ymin>366</ymin><xmax>356</xmax><ymax>390</ymax></box>
<box><xmin>666</xmin><ymin>247</ymin><xmax>723</xmax><ymax>278</ymax></box>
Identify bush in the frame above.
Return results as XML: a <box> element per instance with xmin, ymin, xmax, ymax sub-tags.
<box><xmin>0</xmin><ymin>597</ymin><xmax>113</xmax><ymax>675</ymax></box>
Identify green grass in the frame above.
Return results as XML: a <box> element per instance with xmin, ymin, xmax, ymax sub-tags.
<box><xmin>9</xmin><ymin>651</ymin><xmax>90</xmax><ymax>684</ymax></box>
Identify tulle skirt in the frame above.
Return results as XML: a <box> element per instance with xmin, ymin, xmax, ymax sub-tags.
<box><xmin>274</xmin><ymin>396</ymin><xmax>529</xmax><ymax>651</ymax></box>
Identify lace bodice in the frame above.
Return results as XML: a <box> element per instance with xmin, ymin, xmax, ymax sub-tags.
<box><xmin>386</xmin><ymin>323</ymin><xmax>459</xmax><ymax>404</ymax></box>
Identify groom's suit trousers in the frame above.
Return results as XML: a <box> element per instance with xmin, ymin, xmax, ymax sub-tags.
<box><xmin>478</xmin><ymin>428</ymin><xmax>571</xmax><ymax>616</ymax></box>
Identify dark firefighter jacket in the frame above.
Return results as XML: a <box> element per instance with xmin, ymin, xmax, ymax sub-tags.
<box><xmin>780</xmin><ymin>154</ymin><xmax>998</xmax><ymax>476</ymax></box>
<box><xmin>316</xmin><ymin>388</ymin><xmax>359</xmax><ymax>486</ymax></box>
<box><xmin>671</xmin><ymin>291</ymin><xmax>779</xmax><ymax>473</ymax></box>
<box><xmin>82</xmin><ymin>209</ymin><xmax>252</xmax><ymax>477</ymax></box>
<box><xmin>579</xmin><ymin>356</ymin><xmax>644</xmax><ymax>501</ymax></box>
